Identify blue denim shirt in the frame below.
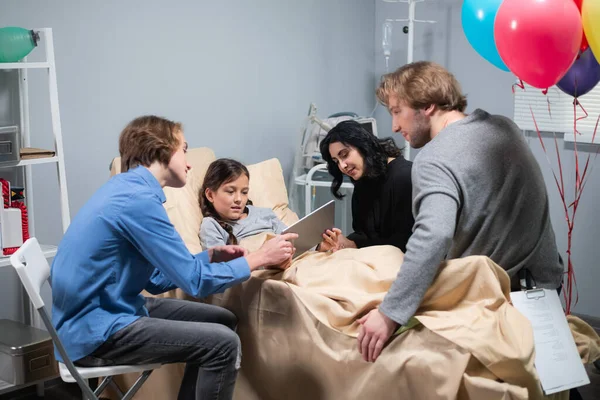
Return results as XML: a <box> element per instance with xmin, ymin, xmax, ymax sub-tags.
<box><xmin>50</xmin><ymin>166</ymin><xmax>250</xmax><ymax>362</ymax></box>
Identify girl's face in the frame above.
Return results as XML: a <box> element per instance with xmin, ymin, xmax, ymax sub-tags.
<box><xmin>205</xmin><ymin>174</ymin><xmax>250</xmax><ymax>221</ymax></box>
<box><xmin>328</xmin><ymin>141</ymin><xmax>365</xmax><ymax>180</ymax></box>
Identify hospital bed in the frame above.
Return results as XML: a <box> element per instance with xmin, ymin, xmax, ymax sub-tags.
<box><xmin>102</xmin><ymin>148</ymin><xmax>597</xmax><ymax>400</ymax></box>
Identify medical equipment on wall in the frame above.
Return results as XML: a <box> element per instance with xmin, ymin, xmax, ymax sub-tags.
<box><xmin>382</xmin><ymin>22</ymin><xmax>393</xmax><ymax>72</ymax></box>
<box><xmin>0</xmin><ymin>126</ymin><xmax>21</xmax><ymax>167</ymax></box>
<box><xmin>297</xmin><ymin>104</ymin><xmax>378</xmax><ymax>171</ymax></box>
<box><xmin>381</xmin><ymin>0</ymin><xmax>437</xmax><ymax>67</ymax></box>
<box><xmin>0</xmin><ymin>179</ymin><xmax>28</xmax><ymax>253</ymax></box>
<box><xmin>382</xmin><ymin>0</ymin><xmax>436</xmax><ymax>159</ymax></box>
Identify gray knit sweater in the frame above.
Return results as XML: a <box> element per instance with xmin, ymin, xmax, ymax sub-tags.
<box><xmin>379</xmin><ymin>109</ymin><xmax>564</xmax><ymax>325</ymax></box>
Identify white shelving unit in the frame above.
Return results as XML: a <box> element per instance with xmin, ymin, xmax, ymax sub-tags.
<box><xmin>0</xmin><ymin>27</ymin><xmax>70</xmax><ymax>260</ymax></box>
<box><xmin>0</xmin><ymin>244</ymin><xmax>57</xmax><ymax>268</ymax></box>
<box><xmin>0</xmin><ymin>27</ymin><xmax>70</xmax><ymax>396</ymax></box>
<box><xmin>0</xmin><ymin>62</ymin><xmax>51</xmax><ymax>69</ymax></box>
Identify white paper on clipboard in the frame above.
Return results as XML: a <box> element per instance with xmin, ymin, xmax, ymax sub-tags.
<box><xmin>510</xmin><ymin>289</ymin><xmax>590</xmax><ymax>395</ymax></box>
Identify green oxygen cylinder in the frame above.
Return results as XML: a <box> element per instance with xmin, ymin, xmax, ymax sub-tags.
<box><xmin>0</xmin><ymin>27</ymin><xmax>40</xmax><ymax>62</ymax></box>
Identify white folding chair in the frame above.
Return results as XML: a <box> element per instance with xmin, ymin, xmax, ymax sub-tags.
<box><xmin>10</xmin><ymin>238</ymin><xmax>161</xmax><ymax>400</ymax></box>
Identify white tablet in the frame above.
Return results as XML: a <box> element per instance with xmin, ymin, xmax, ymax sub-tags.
<box><xmin>282</xmin><ymin>200</ymin><xmax>335</xmax><ymax>258</ymax></box>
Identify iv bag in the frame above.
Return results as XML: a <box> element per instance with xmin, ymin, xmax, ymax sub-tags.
<box><xmin>382</xmin><ymin>22</ymin><xmax>393</xmax><ymax>56</ymax></box>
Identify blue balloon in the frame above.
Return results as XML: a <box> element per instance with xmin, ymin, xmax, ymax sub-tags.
<box><xmin>461</xmin><ymin>0</ymin><xmax>510</xmax><ymax>72</ymax></box>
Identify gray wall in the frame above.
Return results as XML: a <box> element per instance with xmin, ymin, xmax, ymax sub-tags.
<box><xmin>0</xmin><ymin>0</ymin><xmax>376</xmax><ymax>322</ymax></box>
<box><xmin>374</xmin><ymin>0</ymin><xmax>600</xmax><ymax>318</ymax></box>
<box><xmin>2</xmin><ymin>0</ymin><xmax>597</xmax><ymax>325</ymax></box>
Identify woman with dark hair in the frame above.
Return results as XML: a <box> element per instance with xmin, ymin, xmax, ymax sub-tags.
<box><xmin>318</xmin><ymin>120</ymin><xmax>414</xmax><ymax>253</ymax></box>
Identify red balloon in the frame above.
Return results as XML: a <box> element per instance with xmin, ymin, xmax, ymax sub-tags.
<box><xmin>494</xmin><ymin>0</ymin><xmax>583</xmax><ymax>89</ymax></box>
<box><xmin>574</xmin><ymin>0</ymin><xmax>589</xmax><ymax>51</ymax></box>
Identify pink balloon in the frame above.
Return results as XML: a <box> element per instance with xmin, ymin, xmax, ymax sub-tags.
<box><xmin>494</xmin><ymin>0</ymin><xmax>582</xmax><ymax>89</ymax></box>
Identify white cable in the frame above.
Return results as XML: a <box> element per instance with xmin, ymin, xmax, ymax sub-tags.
<box><xmin>369</xmin><ymin>99</ymin><xmax>379</xmax><ymax>117</ymax></box>
<box><xmin>310</xmin><ymin>116</ymin><xmax>332</xmax><ymax>132</ymax></box>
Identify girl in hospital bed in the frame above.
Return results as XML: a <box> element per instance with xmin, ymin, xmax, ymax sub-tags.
<box><xmin>199</xmin><ymin>158</ymin><xmax>288</xmax><ymax>249</ymax></box>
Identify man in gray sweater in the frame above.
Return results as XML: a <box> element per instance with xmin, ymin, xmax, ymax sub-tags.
<box><xmin>357</xmin><ymin>61</ymin><xmax>564</xmax><ymax>362</ymax></box>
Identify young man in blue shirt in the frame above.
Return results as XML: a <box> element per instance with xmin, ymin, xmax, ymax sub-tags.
<box><xmin>51</xmin><ymin>115</ymin><xmax>297</xmax><ymax>400</ymax></box>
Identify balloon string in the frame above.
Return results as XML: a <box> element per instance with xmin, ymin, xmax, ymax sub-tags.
<box><xmin>578</xmin><ymin>113</ymin><xmax>600</xmax><ymax>190</ymax></box>
<box><xmin>573</xmin><ymin>101</ymin><xmax>581</xmax><ymax>198</ymax></box>
<box><xmin>575</xmin><ymin>99</ymin><xmax>588</xmax><ymax>135</ymax></box>
<box><xmin>512</xmin><ymin>79</ymin><xmax>525</xmax><ymax>94</ymax></box>
<box><xmin>541</xmin><ymin>88</ymin><xmax>552</xmax><ymax>119</ymax></box>
<box><xmin>529</xmin><ymin>106</ymin><xmax>565</xmax><ymax>200</ymax></box>
<box><xmin>529</xmin><ymin>105</ymin><xmax>584</xmax><ymax>315</ymax></box>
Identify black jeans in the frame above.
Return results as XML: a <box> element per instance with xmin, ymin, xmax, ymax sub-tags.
<box><xmin>75</xmin><ymin>297</ymin><xmax>240</xmax><ymax>400</ymax></box>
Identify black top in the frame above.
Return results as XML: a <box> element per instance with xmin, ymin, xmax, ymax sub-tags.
<box><xmin>348</xmin><ymin>157</ymin><xmax>414</xmax><ymax>252</ymax></box>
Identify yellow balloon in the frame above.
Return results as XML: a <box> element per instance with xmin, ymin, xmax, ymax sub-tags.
<box><xmin>583</xmin><ymin>0</ymin><xmax>600</xmax><ymax>61</ymax></box>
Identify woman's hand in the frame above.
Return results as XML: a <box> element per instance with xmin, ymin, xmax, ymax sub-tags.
<box><xmin>245</xmin><ymin>233</ymin><xmax>298</xmax><ymax>271</ymax></box>
<box><xmin>318</xmin><ymin>228</ymin><xmax>357</xmax><ymax>252</ymax></box>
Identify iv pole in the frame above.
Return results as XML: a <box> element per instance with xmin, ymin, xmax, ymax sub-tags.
<box><xmin>383</xmin><ymin>0</ymin><xmax>436</xmax><ymax>160</ymax></box>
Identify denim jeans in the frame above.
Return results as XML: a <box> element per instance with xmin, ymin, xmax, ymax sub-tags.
<box><xmin>75</xmin><ymin>297</ymin><xmax>240</xmax><ymax>400</ymax></box>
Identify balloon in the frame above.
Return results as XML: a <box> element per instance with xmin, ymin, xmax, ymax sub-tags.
<box><xmin>0</xmin><ymin>27</ymin><xmax>39</xmax><ymax>63</ymax></box>
<box><xmin>583</xmin><ymin>0</ymin><xmax>600</xmax><ymax>62</ymax></box>
<box><xmin>556</xmin><ymin>48</ymin><xmax>600</xmax><ymax>98</ymax></box>
<box><xmin>461</xmin><ymin>0</ymin><xmax>509</xmax><ymax>72</ymax></box>
<box><xmin>573</xmin><ymin>0</ymin><xmax>589</xmax><ymax>52</ymax></box>
<box><xmin>494</xmin><ymin>0</ymin><xmax>582</xmax><ymax>89</ymax></box>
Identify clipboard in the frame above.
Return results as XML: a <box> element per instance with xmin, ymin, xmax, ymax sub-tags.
<box><xmin>510</xmin><ymin>270</ymin><xmax>590</xmax><ymax>395</ymax></box>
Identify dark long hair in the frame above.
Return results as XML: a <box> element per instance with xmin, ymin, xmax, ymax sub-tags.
<box><xmin>319</xmin><ymin>120</ymin><xmax>403</xmax><ymax>199</ymax></box>
<box><xmin>199</xmin><ymin>158</ymin><xmax>252</xmax><ymax>245</ymax></box>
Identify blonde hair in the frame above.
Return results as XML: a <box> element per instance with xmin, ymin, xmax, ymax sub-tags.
<box><xmin>376</xmin><ymin>61</ymin><xmax>467</xmax><ymax>112</ymax></box>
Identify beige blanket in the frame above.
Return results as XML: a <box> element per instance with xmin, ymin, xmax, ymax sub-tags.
<box><xmin>208</xmin><ymin>235</ymin><xmax>548</xmax><ymax>399</ymax></box>
<box><xmin>109</xmin><ymin>237</ymin><xmax>595</xmax><ymax>399</ymax></box>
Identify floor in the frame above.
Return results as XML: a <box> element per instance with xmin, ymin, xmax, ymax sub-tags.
<box><xmin>3</xmin><ymin>315</ymin><xmax>600</xmax><ymax>400</ymax></box>
<box><xmin>579</xmin><ymin>363</ymin><xmax>600</xmax><ymax>399</ymax></box>
<box><xmin>1</xmin><ymin>364</ymin><xmax>599</xmax><ymax>400</ymax></box>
